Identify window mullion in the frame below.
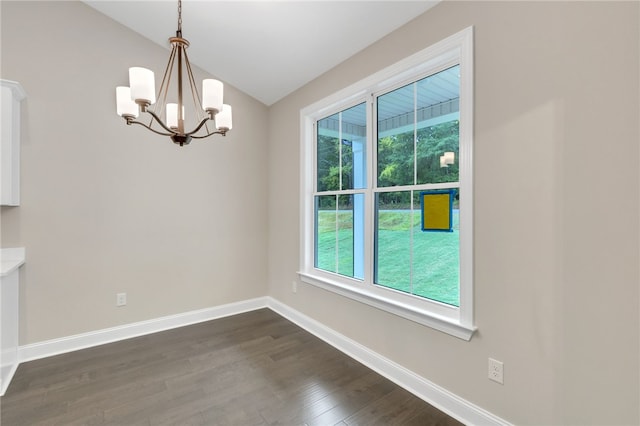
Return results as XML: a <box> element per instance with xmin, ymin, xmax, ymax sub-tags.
<box><xmin>334</xmin><ymin>195</ymin><xmax>339</xmax><ymax>274</ymax></box>
<box><xmin>413</xmin><ymin>82</ymin><xmax>418</xmax><ymax>185</ymax></box>
<box><xmin>338</xmin><ymin>112</ymin><xmax>343</xmax><ymax>191</ymax></box>
<box><xmin>337</xmin><ymin>113</ymin><xmax>342</xmax><ymax>274</ymax></box>
<box><xmin>365</xmin><ymin>94</ymin><xmax>375</xmax><ymax>287</ymax></box>
<box><xmin>410</xmin><ymin>82</ymin><xmax>419</xmax><ymax>295</ymax></box>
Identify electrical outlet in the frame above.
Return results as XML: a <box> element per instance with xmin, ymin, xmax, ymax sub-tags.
<box><xmin>488</xmin><ymin>358</ymin><xmax>504</xmax><ymax>384</ymax></box>
<box><xmin>292</xmin><ymin>281</ymin><xmax>297</xmax><ymax>293</ymax></box>
<box><xmin>116</xmin><ymin>292</ymin><xmax>127</xmax><ymax>307</ymax></box>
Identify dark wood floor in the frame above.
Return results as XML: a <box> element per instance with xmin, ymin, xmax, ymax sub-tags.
<box><xmin>0</xmin><ymin>309</ymin><xmax>462</xmax><ymax>425</ymax></box>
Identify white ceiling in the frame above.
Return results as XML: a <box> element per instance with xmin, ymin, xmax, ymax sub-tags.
<box><xmin>83</xmin><ymin>1</ymin><xmax>439</xmax><ymax>106</ymax></box>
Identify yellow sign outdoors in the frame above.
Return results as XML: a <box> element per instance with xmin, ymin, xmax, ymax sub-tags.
<box><xmin>421</xmin><ymin>190</ymin><xmax>456</xmax><ymax>232</ymax></box>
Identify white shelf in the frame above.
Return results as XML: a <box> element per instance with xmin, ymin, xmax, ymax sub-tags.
<box><xmin>1</xmin><ymin>247</ymin><xmax>25</xmax><ymax>277</ymax></box>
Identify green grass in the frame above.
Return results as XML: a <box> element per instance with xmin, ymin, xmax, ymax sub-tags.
<box><xmin>316</xmin><ymin>211</ymin><xmax>356</xmax><ymax>277</ymax></box>
<box><xmin>316</xmin><ymin>210</ymin><xmax>459</xmax><ymax>306</ymax></box>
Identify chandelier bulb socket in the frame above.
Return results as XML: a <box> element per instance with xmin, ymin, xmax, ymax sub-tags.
<box><xmin>136</xmin><ymin>101</ymin><xmax>150</xmax><ymax>113</ymax></box>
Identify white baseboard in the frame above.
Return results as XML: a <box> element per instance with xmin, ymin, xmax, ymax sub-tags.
<box><xmin>266</xmin><ymin>297</ymin><xmax>510</xmax><ymax>426</ymax></box>
<box><xmin>18</xmin><ymin>297</ymin><xmax>269</xmax><ymax>363</ymax></box>
<box><xmin>16</xmin><ymin>296</ymin><xmax>507</xmax><ymax>425</ymax></box>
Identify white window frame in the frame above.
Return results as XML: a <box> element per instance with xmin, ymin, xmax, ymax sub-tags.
<box><xmin>299</xmin><ymin>27</ymin><xmax>475</xmax><ymax>341</ymax></box>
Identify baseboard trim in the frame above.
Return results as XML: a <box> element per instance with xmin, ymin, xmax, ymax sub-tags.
<box><xmin>266</xmin><ymin>297</ymin><xmax>510</xmax><ymax>426</ymax></box>
<box><xmin>16</xmin><ymin>296</ymin><xmax>507</xmax><ymax>425</ymax></box>
<box><xmin>18</xmin><ymin>297</ymin><xmax>269</xmax><ymax>363</ymax></box>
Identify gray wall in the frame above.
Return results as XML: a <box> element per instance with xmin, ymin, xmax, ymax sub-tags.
<box><xmin>0</xmin><ymin>1</ymin><xmax>269</xmax><ymax>342</ymax></box>
<box><xmin>268</xmin><ymin>1</ymin><xmax>639</xmax><ymax>424</ymax></box>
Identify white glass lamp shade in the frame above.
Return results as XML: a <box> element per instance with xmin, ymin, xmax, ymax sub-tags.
<box><xmin>440</xmin><ymin>155</ymin><xmax>448</xmax><ymax>168</ymax></box>
<box><xmin>116</xmin><ymin>87</ymin><xmax>139</xmax><ymax>118</ymax></box>
<box><xmin>129</xmin><ymin>67</ymin><xmax>156</xmax><ymax>105</ymax></box>
<box><xmin>166</xmin><ymin>103</ymin><xmax>185</xmax><ymax>130</ymax></box>
<box><xmin>202</xmin><ymin>79</ymin><xmax>223</xmax><ymax>114</ymax></box>
<box><xmin>443</xmin><ymin>151</ymin><xmax>455</xmax><ymax>165</ymax></box>
<box><xmin>215</xmin><ymin>104</ymin><xmax>232</xmax><ymax>131</ymax></box>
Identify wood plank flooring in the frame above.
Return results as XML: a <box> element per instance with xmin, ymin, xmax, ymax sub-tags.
<box><xmin>0</xmin><ymin>309</ymin><xmax>462</xmax><ymax>425</ymax></box>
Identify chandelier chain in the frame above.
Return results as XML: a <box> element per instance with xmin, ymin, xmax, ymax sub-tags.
<box><xmin>177</xmin><ymin>0</ymin><xmax>182</xmax><ymax>33</ymax></box>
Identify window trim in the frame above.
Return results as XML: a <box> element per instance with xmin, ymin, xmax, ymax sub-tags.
<box><xmin>299</xmin><ymin>27</ymin><xmax>475</xmax><ymax>341</ymax></box>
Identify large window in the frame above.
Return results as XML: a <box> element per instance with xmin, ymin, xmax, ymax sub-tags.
<box><xmin>300</xmin><ymin>28</ymin><xmax>474</xmax><ymax>340</ymax></box>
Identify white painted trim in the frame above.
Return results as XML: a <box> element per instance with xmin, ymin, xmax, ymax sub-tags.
<box><xmin>0</xmin><ymin>80</ymin><xmax>26</xmax><ymax>100</ymax></box>
<box><xmin>0</xmin><ymin>362</ymin><xmax>19</xmax><ymax>396</ymax></box>
<box><xmin>1</xmin><ymin>247</ymin><xmax>26</xmax><ymax>277</ymax></box>
<box><xmin>18</xmin><ymin>297</ymin><xmax>268</xmax><ymax>363</ymax></box>
<box><xmin>299</xmin><ymin>272</ymin><xmax>475</xmax><ymax>340</ymax></box>
<box><xmin>0</xmin><ymin>364</ymin><xmax>16</xmax><ymax>396</ymax></box>
<box><xmin>1</xmin><ymin>80</ymin><xmax>26</xmax><ymax>206</ymax></box>
<box><xmin>267</xmin><ymin>297</ymin><xmax>509</xmax><ymax>426</ymax></box>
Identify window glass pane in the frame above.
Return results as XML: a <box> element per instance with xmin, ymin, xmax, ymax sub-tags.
<box><xmin>375</xmin><ymin>190</ymin><xmax>460</xmax><ymax>305</ymax></box>
<box><xmin>376</xmin><ymin>66</ymin><xmax>461</xmax><ymax>188</ymax></box>
<box><xmin>315</xmin><ymin>194</ymin><xmax>364</xmax><ymax>280</ymax></box>
<box><xmin>416</xmin><ymin>65</ymin><xmax>460</xmax><ymax>184</ymax></box>
<box><xmin>377</xmin><ymin>85</ymin><xmax>415</xmax><ymax>188</ymax></box>
<box><xmin>375</xmin><ymin>191</ymin><xmax>412</xmax><ymax>293</ymax></box>
<box><xmin>315</xmin><ymin>195</ymin><xmax>337</xmax><ymax>272</ymax></box>
<box><xmin>317</xmin><ymin>115</ymin><xmax>340</xmax><ymax>192</ymax></box>
<box><xmin>350</xmin><ymin>193</ymin><xmax>365</xmax><ymax>280</ymax></box>
<box><xmin>411</xmin><ymin>189</ymin><xmax>460</xmax><ymax>306</ymax></box>
<box><xmin>416</xmin><ymin>120</ymin><xmax>459</xmax><ymax>184</ymax></box>
<box><xmin>340</xmin><ymin>103</ymin><xmax>367</xmax><ymax>190</ymax></box>
<box><xmin>317</xmin><ymin>103</ymin><xmax>367</xmax><ymax>192</ymax></box>
<box><xmin>336</xmin><ymin>195</ymin><xmax>354</xmax><ymax>277</ymax></box>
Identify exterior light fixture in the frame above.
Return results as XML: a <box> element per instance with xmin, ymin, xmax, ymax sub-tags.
<box><xmin>440</xmin><ymin>151</ymin><xmax>455</xmax><ymax>167</ymax></box>
<box><xmin>115</xmin><ymin>0</ymin><xmax>232</xmax><ymax>146</ymax></box>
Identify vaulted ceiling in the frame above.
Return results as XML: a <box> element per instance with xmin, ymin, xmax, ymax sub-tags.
<box><xmin>83</xmin><ymin>1</ymin><xmax>439</xmax><ymax>106</ymax></box>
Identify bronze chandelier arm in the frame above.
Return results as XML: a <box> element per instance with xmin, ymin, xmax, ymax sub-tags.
<box><xmin>185</xmin><ymin>115</ymin><xmax>215</xmax><ymax>137</ymax></box>
<box><xmin>126</xmin><ymin>111</ymin><xmax>226</xmax><ymax>140</ymax></box>
<box><xmin>145</xmin><ymin>109</ymin><xmax>179</xmax><ymax>135</ymax></box>
<box><xmin>190</xmin><ymin>130</ymin><xmax>227</xmax><ymax>139</ymax></box>
<box><xmin>125</xmin><ymin>118</ymin><xmax>174</xmax><ymax>137</ymax></box>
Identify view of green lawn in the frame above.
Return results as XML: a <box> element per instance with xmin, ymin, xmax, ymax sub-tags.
<box><xmin>316</xmin><ymin>209</ymin><xmax>460</xmax><ymax>306</ymax></box>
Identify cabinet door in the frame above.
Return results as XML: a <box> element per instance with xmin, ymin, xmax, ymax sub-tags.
<box><xmin>1</xmin><ymin>80</ymin><xmax>26</xmax><ymax>206</ymax></box>
<box><xmin>0</xmin><ymin>269</ymin><xmax>19</xmax><ymax>395</ymax></box>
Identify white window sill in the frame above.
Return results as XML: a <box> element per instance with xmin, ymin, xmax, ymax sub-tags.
<box><xmin>298</xmin><ymin>271</ymin><xmax>476</xmax><ymax>341</ymax></box>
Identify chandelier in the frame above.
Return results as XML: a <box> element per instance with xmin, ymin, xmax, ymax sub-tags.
<box><xmin>115</xmin><ymin>0</ymin><xmax>232</xmax><ymax>146</ymax></box>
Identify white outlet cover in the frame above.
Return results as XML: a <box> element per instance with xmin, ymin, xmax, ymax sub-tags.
<box><xmin>488</xmin><ymin>358</ymin><xmax>504</xmax><ymax>385</ymax></box>
<box><xmin>116</xmin><ymin>293</ymin><xmax>127</xmax><ymax>307</ymax></box>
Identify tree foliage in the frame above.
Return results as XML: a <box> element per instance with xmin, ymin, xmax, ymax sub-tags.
<box><xmin>316</xmin><ymin>120</ymin><xmax>459</xmax><ymax>209</ymax></box>
<box><xmin>378</xmin><ymin>120</ymin><xmax>459</xmax><ymax>187</ymax></box>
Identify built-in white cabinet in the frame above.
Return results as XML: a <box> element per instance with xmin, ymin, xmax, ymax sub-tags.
<box><xmin>0</xmin><ymin>247</ymin><xmax>24</xmax><ymax>396</ymax></box>
<box><xmin>1</xmin><ymin>80</ymin><xmax>26</xmax><ymax>206</ymax></box>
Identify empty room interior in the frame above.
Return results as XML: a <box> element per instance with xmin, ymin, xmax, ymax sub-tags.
<box><xmin>1</xmin><ymin>1</ymin><xmax>639</xmax><ymax>425</ymax></box>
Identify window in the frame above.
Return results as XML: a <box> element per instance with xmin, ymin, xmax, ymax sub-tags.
<box><xmin>300</xmin><ymin>27</ymin><xmax>474</xmax><ymax>340</ymax></box>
